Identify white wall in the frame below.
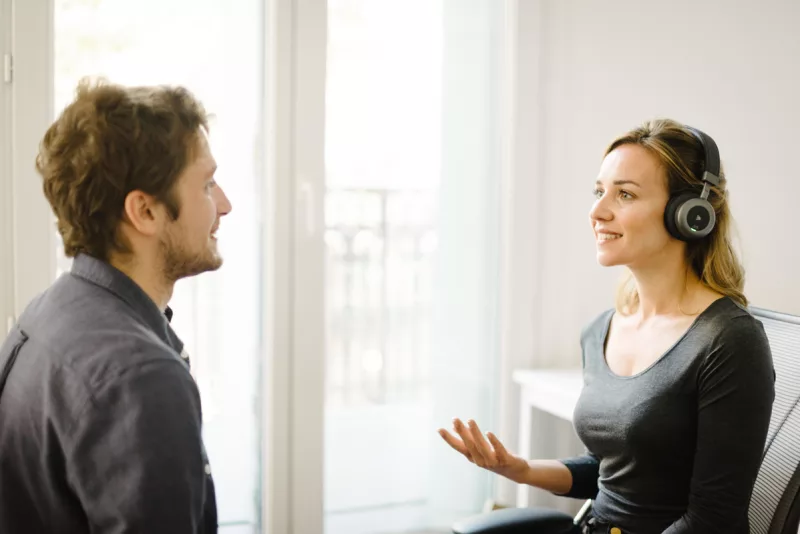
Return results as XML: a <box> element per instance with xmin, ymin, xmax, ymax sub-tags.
<box><xmin>537</xmin><ymin>0</ymin><xmax>800</xmax><ymax>364</ymax></box>
<box><xmin>0</xmin><ymin>0</ymin><xmax>14</xmax><ymax>335</ymax></box>
<box><xmin>498</xmin><ymin>0</ymin><xmax>800</xmax><ymax>509</ymax></box>
<box><xmin>4</xmin><ymin>0</ymin><xmax>55</xmax><ymax>319</ymax></box>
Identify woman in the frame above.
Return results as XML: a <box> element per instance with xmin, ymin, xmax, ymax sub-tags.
<box><xmin>439</xmin><ymin>119</ymin><xmax>775</xmax><ymax>534</ymax></box>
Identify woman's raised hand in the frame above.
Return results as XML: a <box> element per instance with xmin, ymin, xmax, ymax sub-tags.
<box><xmin>438</xmin><ymin>418</ymin><xmax>531</xmax><ymax>485</ymax></box>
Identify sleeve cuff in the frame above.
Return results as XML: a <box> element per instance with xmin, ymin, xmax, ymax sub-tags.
<box><xmin>557</xmin><ymin>455</ymin><xmax>600</xmax><ymax>499</ymax></box>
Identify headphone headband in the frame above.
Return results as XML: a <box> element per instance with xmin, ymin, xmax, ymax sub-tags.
<box><xmin>686</xmin><ymin>127</ymin><xmax>721</xmax><ymax>188</ymax></box>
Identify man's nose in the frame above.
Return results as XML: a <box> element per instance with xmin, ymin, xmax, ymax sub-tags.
<box><xmin>214</xmin><ymin>186</ymin><xmax>232</xmax><ymax>215</ymax></box>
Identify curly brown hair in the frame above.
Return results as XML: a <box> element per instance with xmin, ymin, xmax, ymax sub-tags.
<box><xmin>36</xmin><ymin>78</ymin><xmax>209</xmax><ymax>261</ymax></box>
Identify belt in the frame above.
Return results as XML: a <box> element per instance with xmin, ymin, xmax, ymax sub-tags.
<box><xmin>583</xmin><ymin>517</ymin><xmax>626</xmax><ymax>534</ymax></box>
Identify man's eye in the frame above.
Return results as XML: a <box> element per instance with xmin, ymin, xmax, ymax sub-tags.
<box><xmin>592</xmin><ymin>188</ymin><xmax>603</xmax><ymax>198</ymax></box>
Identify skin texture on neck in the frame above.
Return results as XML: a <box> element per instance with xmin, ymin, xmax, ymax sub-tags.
<box><xmin>109</xmin><ymin>252</ymin><xmax>174</xmax><ymax>312</ymax></box>
<box><xmin>628</xmin><ymin>261</ymin><xmax>709</xmax><ymax>321</ymax></box>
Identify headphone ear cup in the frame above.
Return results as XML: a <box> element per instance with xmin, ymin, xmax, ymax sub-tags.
<box><xmin>664</xmin><ymin>192</ymin><xmax>716</xmax><ymax>241</ymax></box>
<box><xmin>664</xmin><ymin>192</ymin><xmax>694</xmax><ymax>241</ymax></box>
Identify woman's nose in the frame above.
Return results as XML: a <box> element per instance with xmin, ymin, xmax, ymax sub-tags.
<box><xmin>589</xmin><ymin>197</ymin><xmax>612</xmax><ymax>222</ymax></box>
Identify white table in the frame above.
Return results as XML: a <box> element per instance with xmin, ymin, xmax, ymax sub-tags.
<box><xmin>512</xmin><ymin>368</ymin><xmax>583</xmax><ymax>508</ymax></box>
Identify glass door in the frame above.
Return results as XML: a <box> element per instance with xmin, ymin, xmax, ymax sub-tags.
<box><xmin>319</xmin><ymin>1</ymin><xmax>508</xmax><ymax>532</ymax></box>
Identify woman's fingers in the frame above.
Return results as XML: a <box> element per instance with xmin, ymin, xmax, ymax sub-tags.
<box><xmin>442</xmin><ymin>418</ymin><xmax>510</xmax><ymax>471</ymax></box>
<box><xmin>456</xmin><ymin>419</ymin><xmax>494</xmax><ymax>468</ymax></box>
<box><xmin>438</xmin><ymin>428</ymin><xmax>470</xmax><ymax>459</ymax></box>
<box><xmin>466</xmin><ymin>420</ymin><xmax>495</xmax><ymax>465</ymax></box>
<box><xmin>486</xmin><ymin>431</ymin><xmax>510</xmax><ymax>461</ymax></box>
<box><xmin>453</xmin><ymin>418</ymin><xmax>484</xmax><ymax>464</ymax></box>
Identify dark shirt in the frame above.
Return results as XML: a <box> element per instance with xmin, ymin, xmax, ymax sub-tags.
<box><xmin>560</xmin><ymin>297</ymin><xmax>775</xmax><ymax>534</ymax></box>
<box><xmin>0</xmin><ymin>254</ymin><xmax>217</xmax><ymax>533</ymax></box>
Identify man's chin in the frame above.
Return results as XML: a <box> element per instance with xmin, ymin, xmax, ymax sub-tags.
<box><xmin>206</xmin><ymin>257</ymin><xmax>223</xmax><ymax>272</ymax></box>
<box><xmin>195</xmin><ymin>255</ymin><xmax>224</xmax><ymax>275</ymax></box>
<box><xmin>168</xmin><ymin>256</ymin><xmax>223</xmax><ymax>282</ymax></box>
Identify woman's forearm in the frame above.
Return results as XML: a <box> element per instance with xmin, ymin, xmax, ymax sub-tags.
<box><xmin>521</xmin><ymin>459</ymin><xmax>574</xmax><ymax>494</ymax></box>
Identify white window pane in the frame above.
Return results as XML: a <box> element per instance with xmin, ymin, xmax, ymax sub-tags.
<box><xmin>324</xmin><ymin>0</ymin><xmax>505</xmax><ymax>532</ymax></box>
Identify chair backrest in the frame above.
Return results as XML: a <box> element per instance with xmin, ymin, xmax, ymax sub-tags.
<box><xmin>747</xmin><ymin>307</ymin><xmax>800</xmax><ymax>534</ymax></box>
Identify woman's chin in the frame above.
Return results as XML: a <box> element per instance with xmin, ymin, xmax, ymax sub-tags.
<box><xmin>596</xmin><ymin>251</ymin><xmax>622</xmax><ymax>267</ymax></box>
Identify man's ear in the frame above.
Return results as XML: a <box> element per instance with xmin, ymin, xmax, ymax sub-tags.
<box><xmin>122</xmin><ymin>190</ymin><xmax>163</xmax><ymax>237</ymax></box>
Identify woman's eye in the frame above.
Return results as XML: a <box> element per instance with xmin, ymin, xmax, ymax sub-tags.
<box><xmin>593</xmin><ymin>188</ymin><xmax>633</xmax><ymax>200</ymax></box>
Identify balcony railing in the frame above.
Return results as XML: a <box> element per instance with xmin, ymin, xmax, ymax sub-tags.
<box><xmin>325</xmin><ymin>187</ymin><xmax>438</xmax><ymax>407</ymax></box>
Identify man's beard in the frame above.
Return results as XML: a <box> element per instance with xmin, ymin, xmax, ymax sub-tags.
<box><xmin>160</xmin><ymin>226</ymin><xmax>223</xmax><ymax>283</ymax></box>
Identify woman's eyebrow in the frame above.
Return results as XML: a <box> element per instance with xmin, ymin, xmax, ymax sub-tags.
<box><xmin>595</xmin><ymin>179</ymin><xmax>641</xmax><ymax>188</ymax></box>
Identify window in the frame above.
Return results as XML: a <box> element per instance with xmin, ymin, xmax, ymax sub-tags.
<box><xmin>321</xmin><ymin>1</ymin><xmax>506</xmax><ymax>531</ymax></box>
<box><xmin>8</xmin><ymin>1</ymin><xmax>511</xmax><ymax>532</ymax></box>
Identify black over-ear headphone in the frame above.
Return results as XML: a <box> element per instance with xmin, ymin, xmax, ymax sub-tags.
<box><xmin>663</xmin><ymin>127</ymin><xmax>722</xmax><ymax>241</ymax></box>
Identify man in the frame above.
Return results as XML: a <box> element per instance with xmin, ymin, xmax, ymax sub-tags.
<box><xmin>0</xmin><ymin>79</ymin><xmax>232</xmax><ymax>533</ymax></box>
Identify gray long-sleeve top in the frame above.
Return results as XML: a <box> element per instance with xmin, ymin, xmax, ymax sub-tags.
<box><xmin>559</xmin><ymin>297</ymin><xmax>775</xmax><ymax>534</ymax></box>
<box><xmin>0</xmin><ymin>254</ymin><xmax>217</xmax><ymax>533</ymax></box>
